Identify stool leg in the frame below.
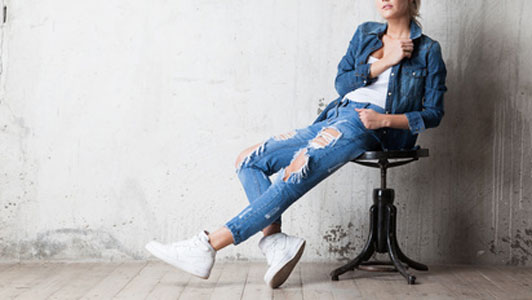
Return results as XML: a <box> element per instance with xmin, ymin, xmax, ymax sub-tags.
<box><xmin>389</xmin><ymin>205</ymin><xmax>428</xmax><ymax>271</ymax></box>
<box><xmin>330</xmin><ymin>205</ymin><xmax>377</xmax><ymax>281</ymax></box>
<box><xmin>385</xmin><ymin>205</ymin><xmax>416</xmax><ymax>284</ymax></box>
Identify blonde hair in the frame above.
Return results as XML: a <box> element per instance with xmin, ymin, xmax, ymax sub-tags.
<box><xmin>409</xmin><ymin>0</ymin><xmax>422</xmax><ymax>28</ymax></box>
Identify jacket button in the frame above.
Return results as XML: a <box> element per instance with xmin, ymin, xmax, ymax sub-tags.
<box><xmin>363</xmin><ymin>80</ymin><xmax>367</xmax><ymax>84</ymax></box>
<box><xmin>412</xmin><ymin>72</ymin><xmax>416</xmax><ymax>75</ymax></box>
<box><xmin>385</xmin><ymin>111</ymin><xmax>390</xmax><ymax>114</ymax></box>
<box><xmin>388</xmin><ymin>92</ymin><xmax>392</xmax><ymax>96</ymax></box>
<box><xmin>383</xmin><ymin>130</ymin><xmax>387</xmax><ymax>134</ymax></box>
<box><xmin>391</xmin><ymin>72</ymin><xmax>395</xmax><ymax>76</ymax></box>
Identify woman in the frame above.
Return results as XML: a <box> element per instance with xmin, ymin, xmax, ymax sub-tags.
<box><xmin>146</xmin><ymin>0</ymin><xmax>447</xmax><ymax>289</ymax></box>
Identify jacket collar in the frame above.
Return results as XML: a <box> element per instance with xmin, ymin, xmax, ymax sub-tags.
<box><xmin>365</xmin><ymin>19</ymin><xmax>422</xmax><ymax>40</ymax></box>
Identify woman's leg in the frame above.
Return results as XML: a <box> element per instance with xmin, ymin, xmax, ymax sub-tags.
<box><xmin>208</xmin><ymin>119</ymin><xmax>335</xmax><ymax>250</ymax></box>
<box><xmin>233</xmin><ymin>126</ymin><xmax>322</xmax><ymax>236</ymax></box>
<box><xmin>209</xmin><ymin>112</ymin><xmax>382</xmax><ymax>250</ymax></box>
<box><xmin>235</xmin><ymin>142</ymin><xmax>283</xmax><ymax>236</ymax></box>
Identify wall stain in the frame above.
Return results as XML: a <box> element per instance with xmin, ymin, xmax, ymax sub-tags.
<box><xmin>316</xmin><ymin>98</ymin><xmax>326</xmax><ymax>115</ymax></box>
<box><xmin>489</xmin><ymin>228</ymin><xmax>532</xmax><ymax>266</ymax></box>
<box><xmin>323</xmin><ymin>222</ymin><xmax>359</xmax><ymax>261</ymax></box>
<box><xmin>0</xmin><ymin>228</ymin><xmax>141</xmax><ymax>260</ymax></box>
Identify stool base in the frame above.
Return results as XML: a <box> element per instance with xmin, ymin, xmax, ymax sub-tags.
<box><xmin>330</xmin><ymin>188</ymin><xmax>428</xmax><ymax>285</ymax></box>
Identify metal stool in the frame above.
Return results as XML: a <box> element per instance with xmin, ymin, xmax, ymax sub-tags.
<box><xmin>330</xmin><ymin>147</ymin><xmax>430</xmax><ymax>284</ymax></box>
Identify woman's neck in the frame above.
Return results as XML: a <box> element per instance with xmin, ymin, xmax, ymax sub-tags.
<box><xmin>385</xmin><ymin>17</ymin><xmax>411</xmax><ymax>39</ymax></box>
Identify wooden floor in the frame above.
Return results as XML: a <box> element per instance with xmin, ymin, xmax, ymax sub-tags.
<box><xmin>0</xmin><ymin>261</ymin><xmax>531</xmax><ymax>299</ymax></box>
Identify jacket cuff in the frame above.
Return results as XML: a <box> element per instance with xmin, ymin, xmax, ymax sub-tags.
<box><xmin>354</xmin><ymin>63</ymin><xmax>376</xmax><ymax>86</ymax></box>
<box><xmin>404</xmin><ymin>111</ymin><xmax>426</xmax><ymax>135</ymax></box>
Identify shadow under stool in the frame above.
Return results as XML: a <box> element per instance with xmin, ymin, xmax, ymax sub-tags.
<box><xmin>330</xmin><ymin>147</ymin><xmax>429</xmax><ymax>284</ymax></box>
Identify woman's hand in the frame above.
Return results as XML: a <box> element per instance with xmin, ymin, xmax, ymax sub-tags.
<box><xmin>382</xmin><ymin>35</ymin><xmax>414</xmax><ymax>66</ymax></box>
<box><xmin>354</xmin><ymin>108</ymin><xmax>387</xmax><ymax>129</ymax></box>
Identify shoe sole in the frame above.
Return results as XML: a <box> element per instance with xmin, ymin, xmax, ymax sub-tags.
<box><xmin>145</xmin><ymin>242</ymin><xmax>211</xmax><ymax>279</ymax></box>
<box><xmin>266</xmin><ymin>239</ymin><xmax>306</xmax><ymax>289</ymax></box>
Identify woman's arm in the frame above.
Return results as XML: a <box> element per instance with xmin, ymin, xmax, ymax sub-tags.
<box><xmin>403</xmin><ymin>41</ymin><xmax>448</xmax><ymax>134</ymax></box>
<box><xmin>334</xmin><ymin>24</ymin><xmax>378</xmax><ymax>97</ymax></box>
<box><xmin>382</xmin><ymin>114</ymin><xmax>409</xmax><ymax>129</ymax></box>
<box><xmin>335</xmin><ymin>23</ymin><xmax>414</xmax><ymax>97</ymax></box>
<box><xmin>369</xmin><ymin>59</ymin><xmax>394</xmax><ymax>79</ymax></box>
<box><xmin>369</xmin><ymin>36</ymin><xmax>413</xmax><ymax>79</ymax></box>
<box><xmin>355</xmin><ymin>108</ymin><xmax>410</xmax><ymax>130</ymax></box>
<box><xmin>357</xmin><ymin>41</ymin><xmax>447</xmax><ymax>132</ymax></box>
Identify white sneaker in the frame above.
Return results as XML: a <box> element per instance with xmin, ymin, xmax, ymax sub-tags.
<box><xmin>258</xmin><ymin>232</ymin><xmax>306</xmax><ymax>288</ymax></box>
<box><xmin>145</xmin><ymin>230</ymin><xmax>216</xmax><ymax>279</ymax></box>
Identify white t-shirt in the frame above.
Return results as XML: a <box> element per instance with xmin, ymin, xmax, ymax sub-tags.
<box><xmin>342</xmin><ymin>55</ymin><xmax>391</xmax><ymax>109</ymax></box>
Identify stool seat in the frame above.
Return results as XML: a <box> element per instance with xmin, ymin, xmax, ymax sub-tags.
<box><xmin>349</xmin><ymin>148</ymin><xmax>429</xmax><ymax>189</ymax></box>
<box><xmin>354</xmin><ymin>148</ymin><xmax>429</xmax><ymax>161</ymax></box>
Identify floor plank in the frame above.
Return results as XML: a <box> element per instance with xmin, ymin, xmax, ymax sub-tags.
<box><xmin>79</xmin><ymin>261</ymin><xmax>148</xmax><ymax>299</ymax></box>
<box><xmin>0</xmin><ymin>263</ymin><xmax>17</xmax><ymax>275</ymax></box>
<box><xmin>327</xmin><ymin>262</ymin><xmax>364</xmax><ymax>300</ymax></box>
<box><xmin>49</xmin><ymin>263</ymin><xmax>121</xmax><ymax>300</ymax></box>
<box><xmin>114</xmin><ymin>261</ymin><xmax>172</xmax><ymax>299</ymax></box>
<box><xmin>438</xmin><ymin>264</ymin><xmax>497</xmax><ymax>299</ymax></box>
<box><xmin>209</xmin><ymin>261</ymin><xmax>248</xmax><ymax>299</ymax></box>
<box><xmin>145</xmin><ymin>264</ymin><xmax>192</xmax><ymax>300</ymax></box>
<box><xmin>343</xmin><ymin>269</ymin><xmax>398</xmax><ymax>299</ymax></box>
<box><xmin>406</xmin><ymin>264</ymin><xmax>457</xmax><ymax>299</ymax></box>
<box><xmin>476</xmin><ymin>265</ymin><xmax>532</xmax><ymax>299</ymax></box>
<box><xmin>0</xmin><ymin>261</ymin><xmax>529</xmax><ymax>299</ymax></box>
<box><xmin>241</xmin><ymin>262</ymin><xmax>273</xmax><ymax>300</ymax></box>
<box><xmin>177</xmin><ymin>260</ymin><xmax>223</xmax><ymax>300</ymax></box>
<box><xmin>0</xmin><ymin>262</ymin><xmax>63</xmax><ymax>299</ymax></box>
<box><xmin>15</xmin><ymin>263</ymin><xmax>95</xmax><ymax>300</ymax></box>
<box><xmin>273</xmin><ymin>262</ymin><xmax>303</xmax><ymax>300</ymax></box>
<box><xmin>300</xmin><ymin>262</ymin><xmax>335</xmax><ymax>300</ymax></box>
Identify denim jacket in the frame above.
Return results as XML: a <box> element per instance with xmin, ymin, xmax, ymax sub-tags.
<box><xmin>312</xmin><ymin>19</ymin><xmax>448</xmax><ymax>151</ymax></box>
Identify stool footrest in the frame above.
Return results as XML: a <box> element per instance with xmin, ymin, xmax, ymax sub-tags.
<box><xmin>357</xmin><ymin>260</ymin><xmax>407</xmax><ymax>272</ymax></box>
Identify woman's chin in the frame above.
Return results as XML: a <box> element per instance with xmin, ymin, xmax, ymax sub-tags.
<box><xmin>381</xmin><ymin>11</ymin><xmax>402</xmax><ymax>20</ymax></box>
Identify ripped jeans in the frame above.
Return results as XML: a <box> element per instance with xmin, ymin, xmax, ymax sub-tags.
<box><xmin>225</xmin><ymin>99</ymin><xmax>386</xmax><ymax>245</ymax></box>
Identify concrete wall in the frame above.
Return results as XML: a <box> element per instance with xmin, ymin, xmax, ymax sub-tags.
<box><xmin>1</xmin><ymin>0</ymin><xmax>531</xmax><ymax>265</ymax></box>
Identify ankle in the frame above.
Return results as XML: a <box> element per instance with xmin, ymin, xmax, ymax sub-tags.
<box><xmin>200</xmin><ymin>230</ymin><xmax>214</xmax><ymax>250</ymax></box>
<box><xmin>262</xmin><ymin>225</ymin><xmax>282</xmax><ymax>237</ymax></box>
<box><xmin>206</xmin><ymin>227</ymin><xmax>233</xmax><ymax>251</ymax></box>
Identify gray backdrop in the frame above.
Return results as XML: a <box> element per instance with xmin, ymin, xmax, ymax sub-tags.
<box><xmin>0</xmin><ymin>0</ymin><xmax>531</xmax><ymax>265</ymax></box>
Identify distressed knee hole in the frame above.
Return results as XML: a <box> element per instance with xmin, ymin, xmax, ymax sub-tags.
<box><xmin>309</xmin><ymin>127</ymin><xmax>342</xmax><ymax>149</ymax></box>
<box><xmin>235</xmin><ymin>141</ymin><xmax>265</xmax><ymax>171</ymax></box>
<box><xmin>280</xmin><ymin>127</ymin><xmax>342</xmax><ymax>183</ymax></box>
<box><xmin>273</xmin><ymin>129</ymin><xmax>297</xmax><ymax>141</ymax></box>
<box><xmin>283</xmin><ymin>148</ymin><xmax>310</xmax><ymax>182</ymax></box>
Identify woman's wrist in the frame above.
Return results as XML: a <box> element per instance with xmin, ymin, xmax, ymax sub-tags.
<box><xmin>380</xmin><ymin>114</ymin><xmax>391</xmax><ymax>128</ymax></box>
<box><xmin>380</xmin><ymin>56</ymin><xmax>394</xmax><ymax>69</ymax></box>
<box><xmin>370</xmin><ymin>59</ymin><xmax>392</xmax><ymax>78</ymax></box>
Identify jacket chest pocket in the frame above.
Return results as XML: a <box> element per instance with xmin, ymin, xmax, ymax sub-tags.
<box><xmin>400</xmin><ymin>67</ymin><xmax>427</xmax><ymax>100</ymax></box>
